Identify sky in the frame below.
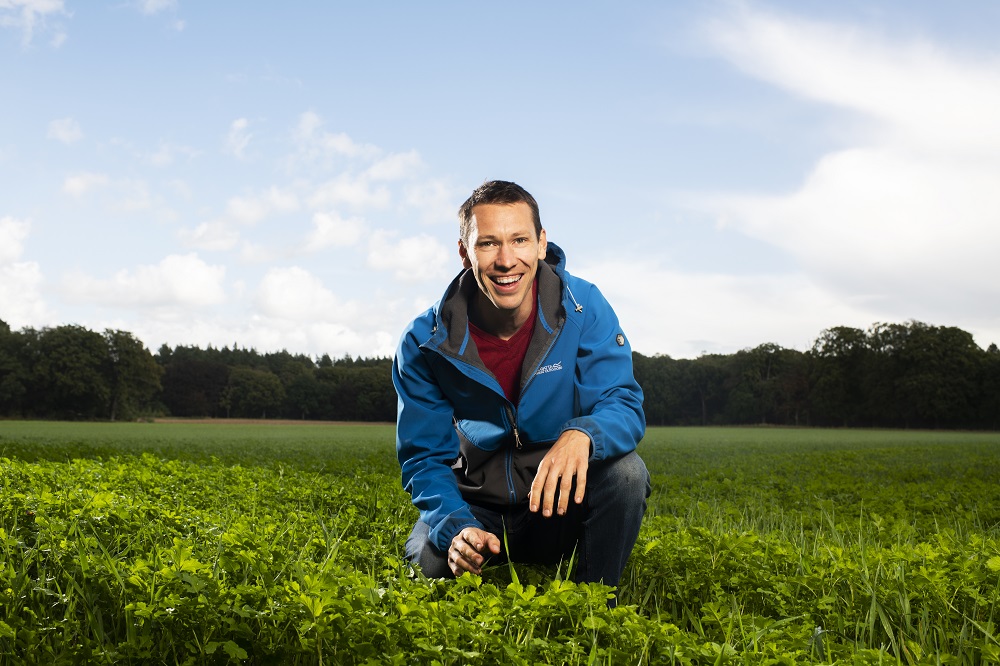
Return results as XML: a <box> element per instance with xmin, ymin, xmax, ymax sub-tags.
<box><xmin>3</xmin><ymin>1</ymin><xmax>1000</xmax><ymax>360</ymax></box>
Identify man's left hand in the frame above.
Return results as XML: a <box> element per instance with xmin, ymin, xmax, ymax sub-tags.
<box><xmin>529</xmin><ymin>429</ymin><xmax>591</xmax><ymax>518</ymax></box>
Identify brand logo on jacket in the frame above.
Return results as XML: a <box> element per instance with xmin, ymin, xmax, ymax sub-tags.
<box><xmin>535</xmin><ymin>361</ymin><xmax>563</xmax><ymax>376</ymax></box>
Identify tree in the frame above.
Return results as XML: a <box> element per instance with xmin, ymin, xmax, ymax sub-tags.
<box><xmin>222</xmin><ymin>367</ymin><xmax>285</xmax><ymax>418</ymax></box>
<box><xmin>809</xmin><ymin>326</ymin><xmax>868</xmax><ymax>426</ymax></box>
<box><xmin>161</xmin><ymin>358</ymin><xmax>230</xmax><ymax>417</ymax></box>
<box><xmin>105</xmin><ymin>329</ymin><xmax>163</xmax><ymax>421</ymax></box>
<box><xmin>0</xmin><ymin>320</ymin><xmax>29</xmax><ymax>416</ymax></box>
<box><xmin>33</xmin><ymin>325</ymin><xmax>111</xmax><ymax>419</ymax></box>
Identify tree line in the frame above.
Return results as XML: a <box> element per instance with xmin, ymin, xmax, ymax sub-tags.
<box><xmin>635</xmin><ymin>321</ymin><xmax>1000</xmax><ymax>430</ymax></box>
<box><xmin>1</xmin><ymin>317</ymin><xmax>998</xmax><ymax>429</ymax></box>
<box><xmin>0</xmin><ymin>319</ymin><xmax>394</xmax><ymax>422</ymax></box>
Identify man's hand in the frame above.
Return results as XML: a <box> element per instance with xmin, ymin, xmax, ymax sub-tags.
<box><xmin>448</xmin><ymin>527</ymin><xmax>501</xmax><ymax>576</ymax></box>
<box><xmin>529</xmin><ymin>429</ymin><xmax>591</xmax><ymax>518</ymax></box>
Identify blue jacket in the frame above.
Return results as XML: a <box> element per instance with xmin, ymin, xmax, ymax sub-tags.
<box><xmin>392</xmin><ymin>243</ymin><xmax>645</xmax><ymax>552</ymax></box>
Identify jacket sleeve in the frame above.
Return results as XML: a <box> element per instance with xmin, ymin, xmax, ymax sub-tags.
<box><xmin>393</xmin><ymin>316</ymin><xmax>484</xmax><ymax>553</ymax></box>
<box><xmin>560</xmin><ymin>282</ymin><xmax>646</xmax><ymax>461</ymax></box>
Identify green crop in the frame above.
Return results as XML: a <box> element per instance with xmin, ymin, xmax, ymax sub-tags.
<box><xmin>1</xmin><ymin>422</ymin><xmax>999</xmax><ymax>664</ymax></box>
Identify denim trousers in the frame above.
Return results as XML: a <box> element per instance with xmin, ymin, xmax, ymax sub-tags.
<box><xmin>404</xmin><ymin>450</ymin><xmax>651</xmax><ymax>590</ymax></box>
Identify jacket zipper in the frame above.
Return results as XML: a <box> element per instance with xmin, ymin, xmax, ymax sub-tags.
<box><xmin>504</xmin><ymin>403</ymin><xmax>519</xmax><ymax>504</ymax></box>
<box><xmin>505</xmin><ymin>403</ymin><xmax>523</xmax><ymax>450</ymax></box>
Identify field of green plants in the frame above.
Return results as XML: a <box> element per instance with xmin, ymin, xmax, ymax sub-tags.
<box><xmin>2</xmin><ymin>422</ymin><xmax>999</xmax><ymax>665</ymax></box>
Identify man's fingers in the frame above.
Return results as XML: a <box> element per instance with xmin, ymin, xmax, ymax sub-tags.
<box><xmin>574</xmin><ymin>467</ymin><xmax>587</xmax><ymax>504</ymax></box>
<box><xmin>557</xmin><ymin>471</ymin><xmax>575</xmax><ymax>515</ymax></box>
<box><xmin>450</xmin><ymin>528</ymin><xmax>500</xmax><ymax>576</ymax></box>
<box><xmin>542</xmin><ymin>467</ymin><xmax>562</xmax><ymax>516</ymax></box>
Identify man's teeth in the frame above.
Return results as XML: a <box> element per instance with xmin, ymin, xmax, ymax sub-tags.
<box><xmin>494</xmin><ymin>276</ymin><xmax>520</xmax><ymax>285</ymax></box>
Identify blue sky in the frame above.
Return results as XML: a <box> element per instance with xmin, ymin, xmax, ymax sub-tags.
<box><xmin>3</xmin><ymin>1</ymin><xmax>999</xmax><ymax>359</ymax></box>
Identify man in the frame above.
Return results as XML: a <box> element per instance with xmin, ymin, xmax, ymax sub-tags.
<box><xmin>393</xmin><ymin>180</ymin><xmax>649</xmax><ymax>596</ymax></box>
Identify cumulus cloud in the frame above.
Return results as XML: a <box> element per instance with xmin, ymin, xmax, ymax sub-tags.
<box><xmin>62</xmin><ymin>171</ymin><xmax>109</xmax><ymax>196</ymax></box>
<box><xmin>291</xmin><ymin>111</ymin><xmax>381</xmax><ymax>164</ymax></box>
<box><xmin>0</xmin><ymin>216</ymin><xmax>50</xmax><ymax>327</ymax></box>
<box><xmin>178</xmin><ymin>220</ymin><xmax>240</xmax><ymax>251</ymax></box>
<box><xmin>690</xmin><ymin>7</ymin><xmax>1000</xmax><ymax>345</ymax></box>
<box><xmin>148</xmin><ymin>141</ymin><xmax>198</xmax><ymax>167</ymax></box>
<box><xmin>303</xmin><ymin>211</ymin><xmax>365</xmax><ymax>252</ymax></box>
<box><xmin>578</xmin><ymin>258</ymin><xmax>873</xmax><ymax>358</ymax></box>
<box><xmin>404</xmin><ymin>179</ymin><xmax>461</xmax><ymax>225</ymax></box>
<box><xmin>181</xmin><ymin>187</ymin><xmax>300</xmax><ymax>250</ymax></box>
<box><xmin>0</xmin><ymin>0</ymin><xmax>66</xmax><ymax>46</ymax></box>
<box><xmin>308</xmin><ymin>174</ymin><xmax>391</xmax><ymax>211</ymax></box>
<box><xmin>61</xmin><ymin>253</ymin><xmax>226</xmax><ymax>308</ymax></box>
<box><xmin>226</xmin><ymin>118</ymin><xmax>251</xmax><ymax>158</ymax></box>
<box><xmin>366</xmin><ymin>150</ymin><xmax>423</xmax><ymax>181</ymax></box>
<box><xmin>135</xmin><ymin>0</ymin><xmax>176</xmax><ymax>15</ymax></box>
<box><xmin>47</xmin><ymin>117</ymin><xmax>82</xmax><ymax>143</ymax></box>
<box><xmin>0</xmin><ymin>215</ymin><xmax>30</xmax><ymax>263</ymax></box>
<box><xmin>255</xmin><ymin>266</ymin><xmax>358</xmax><ymax>322</ymax></box>
<box><xmin>227</xmin><ymin>187</ymin><xmax>299</xmax><ymax>224</ymax></box>
<box><xmin>367</xmin><ymin>230</ymin><xmax>450</xmax><ymax>281</ymax></box>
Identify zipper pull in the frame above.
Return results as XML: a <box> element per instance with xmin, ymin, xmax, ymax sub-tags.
<box><xmin>506</xmin><ymin>404</ymin><xmax>523</xmax><ymax>449</ymax></box>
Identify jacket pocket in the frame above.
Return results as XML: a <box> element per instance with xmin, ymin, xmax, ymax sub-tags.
<box><xmin>454</xmin><ymin>418</ymin><xmax>507</xmax><ymax>452</ymax></box>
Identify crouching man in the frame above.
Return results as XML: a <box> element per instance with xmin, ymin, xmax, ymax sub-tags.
<box><xmin>392</xmin><ymin>180</ymin><xmax>650</xmax><ymax>600</ymax></box>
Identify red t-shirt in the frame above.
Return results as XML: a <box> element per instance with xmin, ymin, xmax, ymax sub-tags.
<box><xmin>468</xmin><ymin>282</ymin><xmax>537</xmax><ymax>404</ymax></box>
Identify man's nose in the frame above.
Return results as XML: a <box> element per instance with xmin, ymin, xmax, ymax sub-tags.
<box><xmin>495</xmin><ymin>242</ymin><xmax>515</xmax><ymax>267</ymax></box>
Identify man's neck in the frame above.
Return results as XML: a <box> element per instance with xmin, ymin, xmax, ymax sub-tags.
<box><xmin>470</xmin><ymin>282</ymin><xmax>535</xmax><ymax>341</ymax></box>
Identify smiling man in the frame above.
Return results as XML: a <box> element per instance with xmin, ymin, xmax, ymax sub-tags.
<box><xmin>392</xmin><ymin>180</ymin><xmax>650</xmax><ymax>601</ymax></box>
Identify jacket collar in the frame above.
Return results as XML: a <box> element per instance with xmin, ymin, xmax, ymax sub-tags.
<box><xmin>432</xmin><ymin>246</ymin><xmax>567</xmax><ymax>363</ymax></box>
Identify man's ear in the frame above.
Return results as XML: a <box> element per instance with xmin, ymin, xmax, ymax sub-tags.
<box><xmin>537</xmin><ymin>228</ymin><xmax>548</xmax><ymax>262</ymax></box>
<box><xmin>458</xmin><ymin>240</ymin><xmax>472</xmax><ymax>269</ymax></box>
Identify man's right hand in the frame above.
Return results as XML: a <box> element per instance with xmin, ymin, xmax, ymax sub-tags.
<box><xmin>448</xmin><ymin>527</ymin><xmax>502</xmax><ymax>576</ymax></box>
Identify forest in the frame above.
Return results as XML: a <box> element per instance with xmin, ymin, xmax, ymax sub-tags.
<box><xmin>1</xmin><ymin>317</ymin><xmax>998</xmax><ymax>430</ymax></box>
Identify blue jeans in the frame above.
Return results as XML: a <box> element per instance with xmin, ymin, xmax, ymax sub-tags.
<box><xmin>404</xmin><ymin>450</ymin><xmax>651</xmax><ymax>590</ymax></box>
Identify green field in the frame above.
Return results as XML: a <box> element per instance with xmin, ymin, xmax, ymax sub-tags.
<box><xmin>2</xmin><ymin>422</ymin><xmax>999</xmax><ymax>664</ymax></box>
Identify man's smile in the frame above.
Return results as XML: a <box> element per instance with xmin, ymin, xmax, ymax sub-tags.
<box><xmin>492</xmin><ymin>275</ymin><xmax>521</xmax><ymax>286</ymax></box>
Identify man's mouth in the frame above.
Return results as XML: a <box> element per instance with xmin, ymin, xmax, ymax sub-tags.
<box><xmin>491</xmin><ymin>275</ymin><xmax>521</xmax><ymax>286</ymax></box>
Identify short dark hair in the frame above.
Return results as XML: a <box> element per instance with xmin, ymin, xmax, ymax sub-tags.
<box><xmin>458</xmin><ymin>180</ymin><xmax>542</xmax><ymax>244</ymax></box>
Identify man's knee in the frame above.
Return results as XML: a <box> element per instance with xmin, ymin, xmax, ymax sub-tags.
<box><xmin>590</xmin><ymin>450</ymin><xmax>651</xmax><ymax>506</ymax></box>
<box><xmin>405</xmin><ymin>521</ymin><xmax>453</xmax><ymax>578</ymax></box>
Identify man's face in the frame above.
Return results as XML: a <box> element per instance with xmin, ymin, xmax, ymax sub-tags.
<box><xmin>459</xmin><ymin>202</ymin><xmax>547</xmax><ymax>323</ymax></box>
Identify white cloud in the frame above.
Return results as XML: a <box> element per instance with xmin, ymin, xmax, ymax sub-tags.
<box><xmin>404</xmin><ymin>179</ymin><xmax>461</xmax><ymax>225</ymax></box>
<box><xmin>47</xmin><ymin>117</ymin><xmax>82</xmax><ymax>143</ymax></box>
<box><xmin>0</xmin><ymin>215</ymin><xmax>30</xmax><ymax>263</ymax></box>
<box><xmin>303</xmin><ymin>211</ymin><xmax>365</xmax><ymax>252</ymax></box>
<box><xmin>0</xmin><ymin>0</ymin><xmax>66</xmax><ymax>46</ymax></box>
<box><xmin>136</xmin><ymin>0</ymin><xmax>175</xmax><ymax>15</ymax></box>
<box><xmin>226</xmin><ymin>118</ymin><xmax>251</xmax><ymax>158</ymax></box>
<box><xmin>149</xmin><ymin>141</ymin><xmax>198</xmax><ymax>167</ymax></box>
<box><xmin>0</xmin><ymin>260</ymin><xmax>49</xmax><ymax>328</ymax></box>
<box><xmin>255</xmin><ymin>266</ymin><xmax>358</xmax><ymax>322</ymax></box>
<box><xmin>225</xmin><ymin>187</ymin><xmax>299</xmax><ymax>224</ymax></box>
<box><xmin>578</xmin><ymin>259</ymin><xmax>873</xmax><ymax>358</ymax></box>
<box><xmin>367</xmin><ymin>230</ymin><xmax>449</xmax><ymax>281</ymax></box>
<box><xmin>366</xmin><ymin>150</ymin><xmax>423</xmax><ymax>181</ymax></box>
<box><xmin>179</xmin><ymin>220</ymin><xmax>240</xmax><ymax>251</ymax></box>
<box><xmin>0</xmin><ymin>216</ymin><xmax>50</xmax><ymax>327</ymax></box>
<box><xmin>62</xmin><ymin>171</ymin><xmax>109</xmax><ymax>196</ymax></box>
<box><xmin>689</xmin><ymin>7</ymin><xmax>1000</xmax><ymax>346</ymax></box>
<box><xmin>308</xmin><ymin>174</ymin><xmax>391</xmax><ymax>211</ymax></box>
<box><xmin>61</xmin><ymin>253</ymin><xmax>226</xmax><ymax>308</ymax></box>
<box><xmin>292</xmin><ymin>111</ymin><xmax>381</xmax><ymax>163</ymax></box>
<box><xmin>181</xmin><ymin>187</ymin><xmax>300</xmax><ymax>250</ymax></box>
<box><xmin>706</xmin><ymin>8</ymin><xmax>1000</xmax><ymax>154</ymax></box>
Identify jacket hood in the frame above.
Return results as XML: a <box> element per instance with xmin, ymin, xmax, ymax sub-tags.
<box><xmin>543</xmin><ymin>242</ymin><xmax>566</xmax><ymax>273</ymax></box>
